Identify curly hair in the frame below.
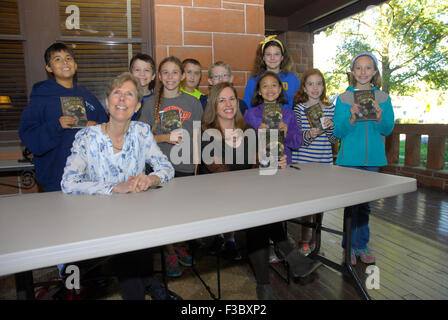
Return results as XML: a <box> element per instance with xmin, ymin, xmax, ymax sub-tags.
<box><xmin>251</xmin><ymin>40</ymin><xmax>294</xmax><ymax>77</ymax></box>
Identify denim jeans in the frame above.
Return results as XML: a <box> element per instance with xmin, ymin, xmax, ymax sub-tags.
<box><xmin>341</xmin><ymin>166</ymin><xmax>379</xmax><ymax>250</ymax></box>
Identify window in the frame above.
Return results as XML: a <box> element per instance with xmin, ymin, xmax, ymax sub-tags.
<box><xmin>0</xmin><ymin>0</ymin><xmax>154</xmax><ymax>130</ymax></box>
<box><xmin>0</xmin><ymin>0</ymin><xmax>26</xmax><ymax>130</ymax></box>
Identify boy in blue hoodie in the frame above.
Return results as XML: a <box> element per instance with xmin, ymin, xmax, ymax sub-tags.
<box><xmin>19</xmin><ymin>43</ymin><xmax>108</xmax><ymax>192</ymax></box>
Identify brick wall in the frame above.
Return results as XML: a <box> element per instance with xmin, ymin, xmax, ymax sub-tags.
<box><xmin>154</xmin><ymin>0</ymin><xmax>265</xmax><ymax>98</ymax></box>
<box><xmin>0</xmin><ymin>1</ymin><xmax>319</xmax><ymax>196</ymax></box>
<box><xmin>278</xmin><ymin>31</ymin><xmax>314</xmax><ymax>82</ymax></box>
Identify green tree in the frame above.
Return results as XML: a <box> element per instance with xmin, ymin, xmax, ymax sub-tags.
<box><xmin>324</xmin><ymin>0</ymin><xmax>448</xmax><ymax>95</ymax></box>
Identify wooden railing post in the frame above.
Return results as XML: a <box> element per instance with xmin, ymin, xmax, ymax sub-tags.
<box><xmin>386</xmin><ymin>133</ymin><xmax>400</xmax><ymax>164</ymax></box>
<box><xmin>427</xmin><ymin>136</ymin><xmax>446</xmax><ymax>170</ymax></box>
<box><xmin>405</xmin><ymin>134</ymin><xmax>421</xmax><ymax>167</ymax></box>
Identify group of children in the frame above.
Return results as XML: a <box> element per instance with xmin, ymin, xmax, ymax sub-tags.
<box><xmin>18</xmin><ymin>35</ymin><xmax>394</xmax><ymax>299</ymax></box>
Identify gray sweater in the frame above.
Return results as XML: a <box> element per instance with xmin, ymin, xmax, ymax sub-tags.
<box><xmin>138</xmin><ymin>92</ymin><xmax>203</xmax><ymax>173</ymax></box>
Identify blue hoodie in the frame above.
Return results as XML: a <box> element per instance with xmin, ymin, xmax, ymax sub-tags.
<box><xmin>19</xmin><ymin>79</ymin><xmax>108</xmax><ymax>191</ymax></box>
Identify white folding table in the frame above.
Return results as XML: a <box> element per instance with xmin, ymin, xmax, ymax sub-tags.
<box><xmin>0</xmin><ymin>164</ymin><xmax>416</xmax><ymax>299</ymax></box>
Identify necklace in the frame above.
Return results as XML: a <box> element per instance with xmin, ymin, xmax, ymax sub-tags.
<box><xmin>104</xmin><ymin>123</ymin><xmax>123</xmax><ymax>151</ymax></box>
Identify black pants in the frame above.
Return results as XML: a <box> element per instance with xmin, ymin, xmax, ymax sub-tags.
<box><xmin>246</xmin><ymin>222</ymin><xmax>289</xmax><ymax>284</ymax></box>
<box><xmin>111</xmin><ymin>248</ymin><xmax>155</xmax><ymax>300</ymax></box>
<box><xmin>174</xmin><ymin>170</ymin><xmax>195</xmax><ymax>178</ymax></box>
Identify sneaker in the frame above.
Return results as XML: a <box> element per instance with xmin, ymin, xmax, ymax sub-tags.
<box><xmin>344</xmin><ymin>248</ymin><xmax>357</xmax><ymax>265</ymax></box>
<box><xmin>298</xmin><ymin>241</ymin><xmax>311</xmax><ymax>256</ymax></box>
<box><xmin>209</xmin><ymin>236</ymin><xmax>224</xmax><ymax>255</ymax></box>
<box><xmin>357</xmin><ymin>248</ymin><xmax>376</xmax><ymax>264</ymax></box>
<box><xmin>275</xmin><ymin>245</ymin><xmax>322</xmax><ymax>279</ymax></box>
<box><xmin>222</xmin><ymin>240</ymin><xmax>242</xmax><ymax>261</ymax></box>
<box><xmin>146</xmin><ymin>277</ymin><xmax>180</xmax><ymax>300</ymax></box>
<box><xmin>148</xmin><ymin>285</ymin><xmax>183</xmax><ymax>300</ymax></box>
<box><xmin>175</xmin><ymin>247</ymin><xmax>193</xmax><ymax>267</ymax></box>
<box><xmin>269</xmin><ymin>245</ymin><xmax>280</xmax><ymax>264</ymax></box>
<box><xmin>166</xmin><ymin>254</ymin><xmax>182</xmax><ymax>277</ymax></box>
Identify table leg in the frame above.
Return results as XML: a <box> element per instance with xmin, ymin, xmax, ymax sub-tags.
<box><xmin>191</xmin><ymin>247</ymin><xmax>221</xmax><ymax>300</ymax></box>
<box><xmin>15</xmin><ymin>271</ymin><xmax>35</xmax><ymax>300</ymax></box>
<box><xmin>343</xmin><ymin>208</ymin><xmax>371</xmax><ymax>300</ymax></box>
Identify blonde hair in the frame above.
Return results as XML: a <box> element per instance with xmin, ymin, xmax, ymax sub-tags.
<box><xmin>349</xmin><ymin>55</ymin><xmax>382</xmax><ymax>89</ymax></box>
<box><xmin>208</xmin><ymin>61</ymin><xmax>232</xmax><ymax>79</ymax></box>
<box><xmin>201</xmin><ymin>82</ymin><xmax>248</xmax><ymax>133</ymax></box>
<box><xmin>106</xmin><ymin>72</ymin><xmax>143</xmax><ymax>102</ymax></box>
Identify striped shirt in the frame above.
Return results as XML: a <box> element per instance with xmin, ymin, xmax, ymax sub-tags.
<box><xmin>291</xmin><ymin>103</ymin><xmax>337</xmax><ymax>164</ymax></box>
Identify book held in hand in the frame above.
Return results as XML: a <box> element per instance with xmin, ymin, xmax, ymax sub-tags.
<box><xmin>354</xmin><ymin>90</ymin><xmax>377</xmax><ymax>121</ymax></box>
<box><xmin>259</xmin><ymin>129</ymin><xmax>285</xmax><ymax>167</ymax></box>
<box><xmin>159</xmin><ymin>109</ymin><xmax>182</xmax><ymax>133</ymax></box>
<box><xmin>262</xmin><ymin>102</ymin><xmax>283</xmax><ymax>129</ymax></box>
<box><xmin>60</xmin><ymin>96</ymin><xmax>88</xmax><ymax>128</ymax></box>
<box><xmin>304</xmin><ymin>103</ymin><xmax>324</xmax><ymax>130</ymax></box>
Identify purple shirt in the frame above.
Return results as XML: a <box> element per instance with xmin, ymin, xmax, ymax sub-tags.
<box><xmin>244</xmin><ymin>104</ymin><xmax>302</xmax><ymax>164</ymax></box>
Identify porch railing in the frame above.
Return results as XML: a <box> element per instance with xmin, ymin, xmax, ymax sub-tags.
<box><xmin>383</xmin><ymin>124</ymin><xmax>448</xmax><ymax>191</ymax></box>
<box><xmin>385</xmin><ymin>124</ymin><xmax>448</xmax><ymax>169</ymax></box>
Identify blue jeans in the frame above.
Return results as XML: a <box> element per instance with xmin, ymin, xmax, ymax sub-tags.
<box><xmin>341</xmin><ymin>166</ymin><xmax>379</xmax><ymax>250</ymax></box>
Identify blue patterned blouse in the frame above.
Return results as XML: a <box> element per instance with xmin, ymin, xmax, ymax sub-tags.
<box><xmin>61</xmin><ymin>121</ymin><xmax>175</xmax><ymax>195</ymax></box>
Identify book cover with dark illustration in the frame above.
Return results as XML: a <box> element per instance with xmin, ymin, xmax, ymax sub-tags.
<box><xmin>304</xmin><ymin>103</ymin><xmax>324</xmax><ymax>130</ymax></box>
<box><xmin>262</xmin><ymin>102</ymin><xmax>283</xmax><ymax>129</ymax></box>
<box><xmin>60</xmin><ymin>96</ymin><xmax>88</xmax><ymax>128</ymax></box>
<box><xmin>354</xmin><ymin>90</ymin><xmax>377</xmax><ymax>121</ymax></box>
<box><xmin>159</xmin><ymin>109</ymin><xmax>182</xmax><ymax>133</ymax></box>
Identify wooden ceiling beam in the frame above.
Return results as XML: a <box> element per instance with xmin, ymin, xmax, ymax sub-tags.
<box><xmin>297</xmin><ymin>0</ymin><xmax>386</xmax><ymax>32</ymax></box>
<box><xmin>264</xmin><ymin>0</ymin><xmax>388</xmax><ymax>34</ymax></box>
<box><xmin>287</xmin><ymin>0</ymin><xmax>358</xmax><ymax>31</ymax></box>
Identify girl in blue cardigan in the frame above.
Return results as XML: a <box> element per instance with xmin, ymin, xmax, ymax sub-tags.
<box><xmin>334</xmin><ymin>52</ymin><xmax>394</xmax><ymax>265</ymax></box>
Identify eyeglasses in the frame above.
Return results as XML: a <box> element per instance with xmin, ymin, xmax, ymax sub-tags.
<box><xmin>213</xmin><ymin>73</ymin><xmax>230</xmax><ymax>80</ymax></box>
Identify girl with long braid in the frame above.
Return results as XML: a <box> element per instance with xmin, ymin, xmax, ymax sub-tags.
<box><xmin>138</xmin><ymin>56</ymin><xmax>203</xmax><ymax>277</ymax></box>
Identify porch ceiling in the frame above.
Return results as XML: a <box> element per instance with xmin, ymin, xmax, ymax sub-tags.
<box><xmin>264</xmin><ymin>0</ymin><xmax>388</xmax><ymax>34</ymax></box>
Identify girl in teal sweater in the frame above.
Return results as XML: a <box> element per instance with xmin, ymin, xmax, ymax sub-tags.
<box><xmin>334</xmin><ymin>52</ymin><xmax>394</xmax><ymax>265</ymax></box>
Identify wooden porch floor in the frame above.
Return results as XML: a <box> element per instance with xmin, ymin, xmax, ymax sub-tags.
<box><xmin>272</xmin><ymin>186</ymin><xmax>448</xmax><ymax>300</ymax></box>
<box><xmin>0</xmin><ymin>186</ymin><xmax>447</xmax><ymax>300</ymax></box>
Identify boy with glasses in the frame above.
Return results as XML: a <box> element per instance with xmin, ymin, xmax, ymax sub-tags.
<box><xmin>206</xmin><ymin>61</ymin><xmax>248</xmax><ymax>115</ymax></box>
